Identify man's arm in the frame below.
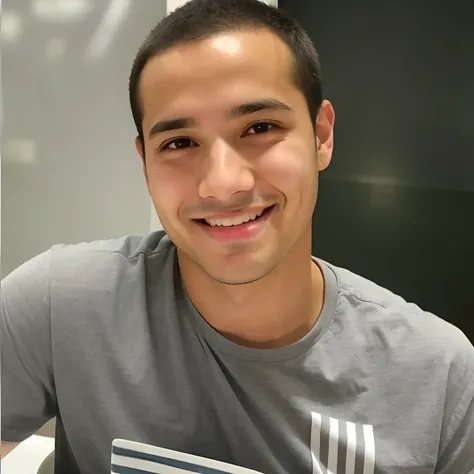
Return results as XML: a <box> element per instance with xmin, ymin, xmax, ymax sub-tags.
<box><xmin>435</xmin><ymin>333</ymin><xmax>474</xmax><ymax>474</ymax></box>
<box><xmin>435</xmin><ymin>392</ymin><xmax>474</xmax><ymax>473</ymax></box>
<box><xmin>1</xmin><ymin>250</ymin><xmax>57</xmax><ymax>447</ymax></box>
<box><xmin>1</xmin><ymin>442</ymin><xmax>19</xmax><ymax>459</ymax></box>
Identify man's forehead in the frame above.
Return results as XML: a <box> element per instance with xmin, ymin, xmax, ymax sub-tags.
<box><xmin>137</xmin><ymin>30</ymin><xmax>298</xmax><ymax>127</ymax></box>
<box><xmin>157</xmin><ymin>28</ymin><xmax>289</xmax><ymax>60</ymax></box>
<box><xmin>139</xmin><ymin>29</ymin><xmax>293</xmax><ymax>92</ymax></box>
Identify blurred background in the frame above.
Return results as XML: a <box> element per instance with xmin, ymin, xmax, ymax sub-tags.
<box><xmin>280</xmin><ymin>0</ymin><xmax>474</xmax><ymax>342</ymax></box>
<box><xmin>1</xmin><ymin>0</ymin><xmax>164</xmax><ymax>279</ymax></box>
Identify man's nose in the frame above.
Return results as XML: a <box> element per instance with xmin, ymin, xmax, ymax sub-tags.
<box><xmin>198</xmin><ymin>139</ymin><xmax>255</xmax><ymax>202</ymax></box>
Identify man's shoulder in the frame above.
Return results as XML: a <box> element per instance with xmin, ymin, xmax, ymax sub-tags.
<box><xmin>326</xmin><ymin>261</ymin><xmax>421</xmax><ymax>312</ymax></box>
<box><xmin>3</xmin><ymin>231</ymin><xmax>176</xmax><ymax>297</ymax></box>
<box><xmin>46</xmin><ymin>230</ymin><xmax>175</xmax><ymax>286</ymax></box>
<box><xmin>51</xmin><ymin>230</ymin><xmax>172</xmax><ymax>261</ymax></box>
<box><xmin>324</xmin><ymin>262</ymin><xmax>474</xmax><ymax>468</ymax></box>
<box><xmin>325</xmin><ymin>261</ymin><xmax>473</xmax><ymax>367</ymax></box>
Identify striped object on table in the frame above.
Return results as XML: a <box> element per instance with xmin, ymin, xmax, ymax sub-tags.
<box><xmin>111</xmin><ymin>439</ymin><xmax>264</xmax><ymax>474</ymax></box>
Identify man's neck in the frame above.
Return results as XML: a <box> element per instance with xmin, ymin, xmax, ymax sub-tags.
<box><xmin>178</xmin><ymin>234</ymin><xmax>325</xmax><ymax>349</ymax></box>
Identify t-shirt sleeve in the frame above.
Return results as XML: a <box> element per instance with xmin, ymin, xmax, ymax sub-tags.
<box><xmin>1</xmin><ymin>250</ymin><xmax>58</xmax><ymax>442</ymax></box>
<box><xmin>435</xmin><ymin>331</ymin><xmax>474</xmax><ymax>474</ymax></box>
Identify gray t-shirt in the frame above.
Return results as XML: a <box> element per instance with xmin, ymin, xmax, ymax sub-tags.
<box><xmin>1</xmin><ymin>232</ymin><xmax>473</xmax><ymax>474</ymax></box>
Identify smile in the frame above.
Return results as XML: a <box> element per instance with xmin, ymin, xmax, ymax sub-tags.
<box><xmin>204</xmin><ymin>208</ymin><xmax>267</xmax><ymax>227</ymax></box>
<box><xmin>196</xmin><ymin>205</ymin><xmax>274</xmax><ymax>227</ymax></box>
<box><xmin>194</xmin><ymin>205</ymin><xmax>275</xmax><ymax>242</ymax></box>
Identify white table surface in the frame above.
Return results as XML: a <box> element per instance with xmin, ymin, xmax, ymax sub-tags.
<box><xmin>1</xmin><ymin>435</ymin><xmax>55</xmax><ymax>474</ymax></box>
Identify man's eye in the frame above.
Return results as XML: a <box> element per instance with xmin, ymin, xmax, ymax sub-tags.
<box><xmin>162</xmin><ymin>138</ymin><xmax>197</xmax><ymax>150</ymax></box>
<box><xmin>245</xmin><ymin>122</ymin><xmax>276</xmax><ymax>135</ymax></box>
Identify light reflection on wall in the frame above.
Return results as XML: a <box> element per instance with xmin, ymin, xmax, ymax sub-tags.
<box><xmin>2</xmin><ymin>11</ymin><xmax>22</xmax><ymax>43</ymax></box>
<box><xmin>86</xmin><ymin>0</ymin><xmax>131</xmax><ymax>59</ymax></box>
<box><xmin>32</xmin><ymin>0</ymin><xmax>93</xmax><ymax>22</ymax></box>
<box><xmin>3</xmin><ymin>139</ymin><xmax>38</xmax><ymax>165</ymax></box>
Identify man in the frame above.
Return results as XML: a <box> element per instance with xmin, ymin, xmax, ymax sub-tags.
<box><xmin>1</xmin><ymin>0</ymin><xmax>473</xmax><ymax>473</ymax></box>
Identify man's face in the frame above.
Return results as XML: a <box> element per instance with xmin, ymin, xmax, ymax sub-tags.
<box><xmin>137</xmin><ymin>29</ymin><xmax>334</xmax><ymax>284</ymax></box>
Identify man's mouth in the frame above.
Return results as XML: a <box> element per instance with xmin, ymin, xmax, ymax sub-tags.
<box><xmin>195</xmin><ymin>205</ymin><xmax>275</xmax><ymax>227</ymax></box>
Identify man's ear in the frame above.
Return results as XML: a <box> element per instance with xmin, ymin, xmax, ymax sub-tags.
<box><xmin>135</xmin><ymin>136</ymin><xmax>149</xmax><ymax>185</ymax></box>
<box><xmin>315</xmin><ymin>100</ymin><xmax>335</xmax><ymax>171</ymax></box>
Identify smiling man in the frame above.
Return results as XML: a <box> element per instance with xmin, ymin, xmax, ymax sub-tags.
<box><xmin>1</xmin><ymin>1</ymin><xmax>473</xmax><ymax>473</ymax></box>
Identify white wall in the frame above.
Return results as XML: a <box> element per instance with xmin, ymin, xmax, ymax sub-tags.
<box><xmin>2</xmin><ymin>0</ymin><xmax>167</xmax><ymax>275</ymax></box>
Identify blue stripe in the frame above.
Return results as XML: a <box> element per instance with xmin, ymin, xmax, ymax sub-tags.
<box><xmin>112</xmin><ymin>446</ymin><xmax>234</xmax><ymax>474</ymax></box>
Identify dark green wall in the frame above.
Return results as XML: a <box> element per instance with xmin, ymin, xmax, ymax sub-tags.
<box><xmin>280</xmin><ymin>0</ymin><xmax>474</xmax><ymax>341</ymax></box>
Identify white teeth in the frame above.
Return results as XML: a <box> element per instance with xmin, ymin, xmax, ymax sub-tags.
<box><xmin>205</xmin><ymin>209</ymin><xmax>267</xmax><ymax>227</ymax></box>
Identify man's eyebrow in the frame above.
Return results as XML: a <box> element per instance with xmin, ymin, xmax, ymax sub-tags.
<box><xmin>149</xmin><ymin>117</ymin><xmax>197</xmax><ymax>139</ymax></box>
<box><xmin>148</xmin><ymin>99</ymin><xmax>292</xmax><ymax>139</ymax></box>
<box><xmin>229</xmin><ymin>99</ymin><xmax>293</xmax><ymax>118</ymax></box>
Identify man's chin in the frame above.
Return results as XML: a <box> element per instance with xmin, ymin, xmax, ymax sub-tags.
<box><xmin>176</xmin><ymin>238</ymin><xmax>280</xmax><ymax>284</ymax></box>
<box><xmin>198</xmin><ymin>254</ymin><xmax>279</xmax><ymax>286</ymax></box>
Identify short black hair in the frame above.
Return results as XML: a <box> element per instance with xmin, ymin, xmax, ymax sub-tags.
<box><xmin>129</xmin><ymin>0</ymin><xmax>323</xmax><ymax>145</ymax></box>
